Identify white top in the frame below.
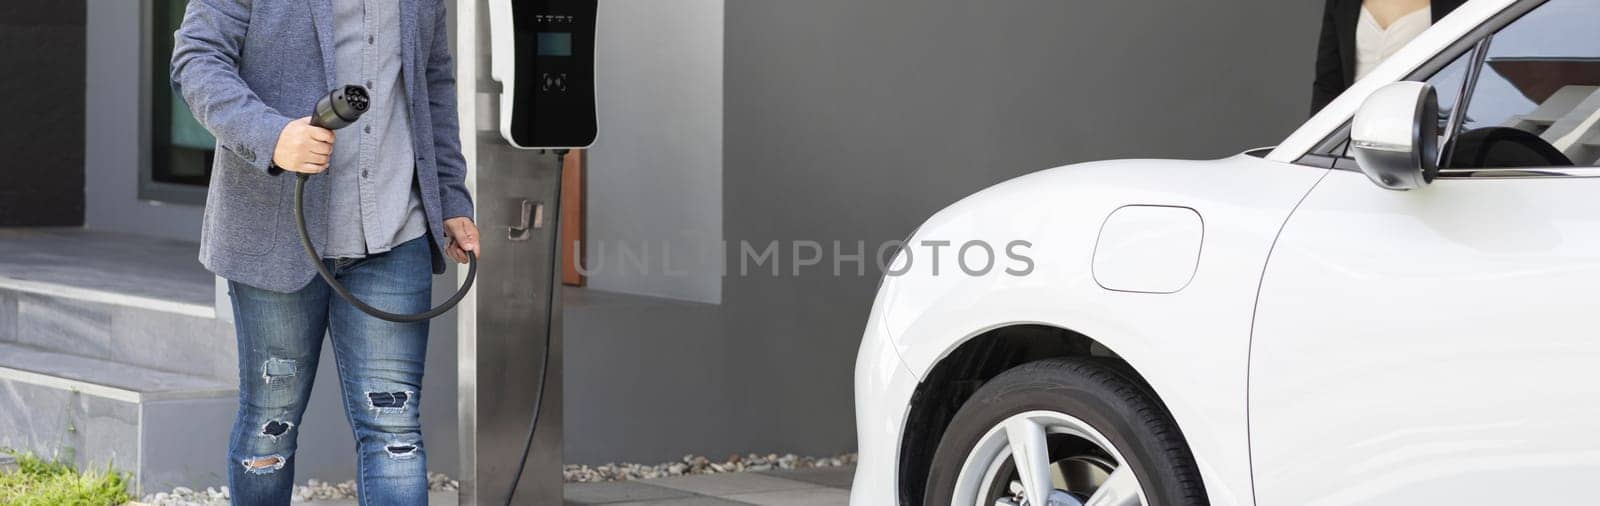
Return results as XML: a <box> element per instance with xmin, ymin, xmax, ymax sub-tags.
<box><xmin>1355</xmin><ymin>5</ymin><xmax>1433</xmax><ymax>82</ymax></box>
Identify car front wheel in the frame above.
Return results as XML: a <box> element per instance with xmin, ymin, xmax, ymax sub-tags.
<box><xmin>923</xmin><ymin>358</ymin><xmax>1206</xmax><ymax>506</ymax></box>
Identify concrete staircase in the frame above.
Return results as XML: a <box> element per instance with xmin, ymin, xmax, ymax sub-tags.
<box><xmin>0</xmin><ymin>228</ymin><xmax>237</xmax><ymax>494</ymax></box>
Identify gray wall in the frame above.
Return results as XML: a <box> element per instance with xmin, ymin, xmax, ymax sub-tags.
<box><xmin>721</xmin><ymin>0</ymin><xmax>1322</xmax><ymax>456</ymax></box>
<box><xmin>84</xmin><ymin>0</ymin><xmax>204</xmax><ymax>242</ymax></box>
<box><xmin>562</xmin><ymin>289</ymin><xmax>732</xmax><ymax>464</ymax></box>
<box><xmin>554</xmin><ymin>0</ymin><xmax>745</xmax><ymax>463</ymax></box>
<box><xmin>585</xmin><ymin>0</ymin><xmax>724</xmax><ymax>304</ymax></box>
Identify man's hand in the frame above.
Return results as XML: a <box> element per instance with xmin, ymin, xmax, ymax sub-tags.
<box><xmin>445</xmin><ymin>217</ymin><xmax>480</xmax><ymax>264</ymax></box>
<box><xmin>272</xmin><ymin>117</ymin><xmax>334</xmax><ymax>174</ymax></box>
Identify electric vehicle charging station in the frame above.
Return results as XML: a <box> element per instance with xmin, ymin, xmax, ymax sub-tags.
<box><xmin>455</xmin><ymin>0</ymin><xmax>597</xmax><ymax>504</ymax></box>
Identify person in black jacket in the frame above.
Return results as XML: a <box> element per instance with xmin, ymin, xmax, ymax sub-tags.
<box><xmin>1311</xmin><ymin>0</ymin><xmax>1465</xmax><ymax>114</ymax></box>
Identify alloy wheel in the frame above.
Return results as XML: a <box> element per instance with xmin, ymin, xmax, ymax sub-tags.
<box><xmin>949</xmin><ymin>410</ymin><xmax>1146</xmax><ymax>506</ymax></box>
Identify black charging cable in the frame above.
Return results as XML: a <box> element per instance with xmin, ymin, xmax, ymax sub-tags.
<box><xmin>272</xmin><ymin>85</ymin><xmax>477</xmax><ymax>323</ymax></box>
<box><xmin>500</xmin><ymin>149</ymin><xmax>565</xmax><ymax>506</ymax></box>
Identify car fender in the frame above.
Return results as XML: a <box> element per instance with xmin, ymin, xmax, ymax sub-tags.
<box><xmin>875</xmin><ymin>154</ymin><xmax>1327</xmax><ymax>506</ymax></box>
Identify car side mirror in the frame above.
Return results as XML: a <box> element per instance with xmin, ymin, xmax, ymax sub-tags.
<box><xmin>1350</xmin><ymin>81</ymin><xmax>1440</xmax><ymax>191</ymax></box>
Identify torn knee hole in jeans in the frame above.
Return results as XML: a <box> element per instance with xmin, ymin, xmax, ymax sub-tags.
<box><xmin>385</xmin><ymin>443</ymin><xmax>420</xmax><ymax>459</ymax></box>
<box><xmin>241</xmin><ymin>455</ymin><xmax>287</xmax><ymax>474</ymax></box>
<box><xmin>367</xmin><ymin>391</ymin><xmax>412</xmax><ymax>412</ymax></box>
<box><xmin>261</xmin><ymin>420</ymin><xmax>293</xmax><ymax>438</ymax></box>
<box><xmin>263</xmin><ymin>358</ymin><xmax>296</xmax><ymax>385</ymax></box>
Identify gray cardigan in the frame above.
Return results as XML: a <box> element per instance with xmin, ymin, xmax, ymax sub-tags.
<box><xmin>171</xmin><ymin>0</ymin><xmax>473</xmax><ymax>293</ymax></box>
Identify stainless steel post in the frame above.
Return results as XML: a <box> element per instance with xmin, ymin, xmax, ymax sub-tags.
<box><xmin>456</xmin><ymin>0</ymin><xmax>565</xmax><ymax>504</ymax></box>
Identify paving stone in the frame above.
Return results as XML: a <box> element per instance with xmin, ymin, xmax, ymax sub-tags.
<box><xmin>600</xmin><ymin>497</ymin><xmax>753</xmax><ymax>506</ymax></box>
<box><xmin>724</xmin><ymin>487</ymin><xmax>851</xmax><ymax>506</ymax></box>
<box><xmin>756</xmin><ymin>466</ymin><xmax>855</xmax><ymax>490</ymax></box>
<box><xmin>644</xmin><ymin>500</ymin><xmax>750</xmax><ymax>506</ymax></box>
<box><xmin>565</xmin><ymin>480</ymin><xmax>696</xmax><ymax>505</ymax></box>
<box><xmin>648</xmin><ymin>473</ymin><xmax>818</xmax><ymax>497</ymax></box>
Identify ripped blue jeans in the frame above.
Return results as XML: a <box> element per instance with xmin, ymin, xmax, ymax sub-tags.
<box><xmin>226</xmin><ymin>236</ymin><xmax>432</xmax><ymax>506</ymax></box>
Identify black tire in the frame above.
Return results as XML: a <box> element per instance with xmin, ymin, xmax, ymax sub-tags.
<box><xmin>923</xmin><ymin>358</ymin><xmax>1207</xmax><ymax>506</ymax></box>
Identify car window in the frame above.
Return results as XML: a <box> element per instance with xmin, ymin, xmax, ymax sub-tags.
<box><xmin>1447</xmin><ymin>0</ymin><xmax>1600</xmax><ymax>169</ymax></box>
<box><xmin>1422</xmin><ymin>50</ymin><xmax>1476</xmax><ymax>151</ymax></box>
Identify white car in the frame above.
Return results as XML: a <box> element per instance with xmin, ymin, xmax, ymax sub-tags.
<box><xmin>851</xmin><ymin>1</ymin><xmax>1600</xmax><ymax>505</ymax></box>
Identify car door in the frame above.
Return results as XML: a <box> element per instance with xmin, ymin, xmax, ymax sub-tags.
<box><xmin>1250</xmin><ymin>1</ymin><xmax>1600</xmax><ymax>504</ymax></box>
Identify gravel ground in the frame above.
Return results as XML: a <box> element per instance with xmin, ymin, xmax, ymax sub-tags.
<box><xmin>563</xmin><ymin>452</ymin><xmax>858</xmax><ymax>482</ymax></box>
<box><xmin>139</xmin><ymin>453</ymin><xmax>856</xmax><ymax>504</ymax></box>
<box><xmin>139</xmin><ymin>473</ymin><xmax>458</xmax><ymax>505</ymax></box>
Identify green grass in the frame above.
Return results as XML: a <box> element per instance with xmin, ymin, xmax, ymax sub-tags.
<box><xmin>0</xmin><ymin>452</ymin><xmax>132</xmax><ymax>506</ymax></box>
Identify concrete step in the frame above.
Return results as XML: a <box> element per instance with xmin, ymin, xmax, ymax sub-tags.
<box><xmin>0</xmin><ymin>228</ymin><xmax>236</xmax><ymax>382</ymax></box>
<box><xmin>0</xmin><ymin>342</ymin><xmax>237</xmax><ymax>495</ymax></box>
<box><xmin>0</xmin><ymin>228</ymin><xmax>215</xmax><ymax>311</ymax></box>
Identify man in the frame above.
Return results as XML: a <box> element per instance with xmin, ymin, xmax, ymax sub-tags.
<box><xmin>170</xmin><ymin>0</ymin><xmax>477</xmax><ymax>503</ymax></box>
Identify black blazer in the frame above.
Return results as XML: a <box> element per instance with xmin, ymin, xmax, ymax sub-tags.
<box><xmin>1311</xmin><ymin>0</ymin><xmax>1464</xmax><ymax>114</ymax></box>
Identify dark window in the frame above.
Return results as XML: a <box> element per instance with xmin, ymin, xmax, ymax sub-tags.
<box><xmin>150</xmin><ymin>0</ymin><xmax>214</xmax><ymax>189</ymax></box>
<box><xmin>1423</xmin><ymin>47</ymin><xmax>1475</xmax><ymax>136</ymax></box>
<box><xmin>1445</xmin><ymin>0</ymin><xmax>1600</xmax><ymax>169</ymax></box>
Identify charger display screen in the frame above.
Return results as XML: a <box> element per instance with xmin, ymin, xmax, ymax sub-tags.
<box><xmin>537</xmin><ymin>32</ymin><xmax>573</xmax><ymax>57</ymax></box>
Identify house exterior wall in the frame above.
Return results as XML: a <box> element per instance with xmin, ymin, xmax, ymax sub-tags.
<box><xmin>584</xmin><ymin>0</ymin><xmax>725</xmax><ymax>304</ymax></box>
<box><xmin>84</xmin><ymin>0</ymin><xmax>201</xmax><ymax>241</ymax></box>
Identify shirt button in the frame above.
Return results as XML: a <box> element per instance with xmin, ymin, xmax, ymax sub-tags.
<box><xmin>362</xmin><ymin>170</ymin><xmax>369</xmax><ymax>178</ymax></box>
<box><xmin>364</xmin><ymin>125</ymin><xmax>372</xmax><ymax>134</ymax></box>
<box><xmin>368</xmin><ymin>34</ymin><xmax>375</xmax><ymax>44</ymax></box>
<box><xmin>366</xmin><ymin>80</ymin><xmax>374</xmax><ymax>88</ymax></box>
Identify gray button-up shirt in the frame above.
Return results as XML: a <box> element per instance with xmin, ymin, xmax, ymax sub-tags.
<box><xmin>324</xmin><ymin>0</ymin><xmax>428</xmax><ymax>259</ymax></box>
